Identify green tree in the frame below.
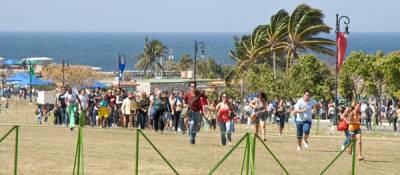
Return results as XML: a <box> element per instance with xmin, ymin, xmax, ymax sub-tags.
<box><xmin>339</xmin><ymin>51</ymin><xmax>372</xmax><ymax>101</ymax></box>
<box><xmin>176</xmin><ymin>54</ymin><xmax>193</xmax><ymax>72</ymax></box>
<box><xmin>284</xmin><ymin>4</ymin><xmax>335</xmax><ymax>69</ymax></box>
<box><xmin>264</xmin><ymin>10</ymin><xmax>289</xmax><ymax>78</ymax></box>
<box><xmin>135</xmin><ymin>38</ymin><xmax>167</xmax><ymax>77</ymax></box>
<box><xmin>377</xmin><ymin>51</ymin><xmax>400</xmax><ymax>99</ymax></box>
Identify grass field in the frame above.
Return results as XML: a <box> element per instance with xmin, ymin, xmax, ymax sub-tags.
<box><xmin>1</xmin><ymin>99</ymin><xmax>400</xmax><ymax>175</ymax></box>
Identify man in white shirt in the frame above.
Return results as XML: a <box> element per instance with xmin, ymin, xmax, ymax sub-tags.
<box><xmin>293</xmin><ymin>90</ymin><xmax>318</xmax><ymax>151</ymax></box>
<box><xmin>78</xmin><ymin>89</ymin><xmax>89</xmax><ymax>127</ymax></box>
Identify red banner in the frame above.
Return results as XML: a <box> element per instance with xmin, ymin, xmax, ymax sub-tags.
<box><xmin>336</xmin><ymin>32</ymin><xmax>348</xmax><ymax>71</ymax></box>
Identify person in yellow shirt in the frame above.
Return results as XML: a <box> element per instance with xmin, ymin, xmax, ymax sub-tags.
<box><xmin>348</xmin><ymin>103</ymin><xmax>364</xmax><ymax>161</ymax></box>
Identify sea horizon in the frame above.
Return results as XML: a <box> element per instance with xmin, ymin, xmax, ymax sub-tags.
<box><xmin>1</xmin><ymin>31</ymin><xmax>400</xmax><ymax>71</ymax></box>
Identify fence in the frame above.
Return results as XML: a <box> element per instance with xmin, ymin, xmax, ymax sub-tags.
<box><xmin>0</xmin><ymin>125</ymin><xmax>19</xmax><ymax>175</ymax></box>
<box><xmin>1</xmin><ymin>125</ymin><xmax>360</xmax><ymax>175</ymax></box>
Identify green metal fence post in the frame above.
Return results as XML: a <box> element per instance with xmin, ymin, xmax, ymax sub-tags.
<box><xmin>80</xmin><ymin>127</ymin><xmax>84</xmax><ymax>175</ymax></box>
<box><xmin>351</xmin><ymin>138</ymin><xmax>356</xmax><ymax>175</ymax></box>
<box><xmin>240</xmin><ymin>134</ymin><xmax>249</xmax><ymax>175</ymax></box>
<box><xmin>0</xmin><ymin>126</ymin><xmax>16</xmax><ymax>143</ymax></box>
<box><xmin>316</xmin><ymin>115</ymin><xmax>320</xmax><ymax>135</ymax></box>
<box><xmin>73</xmin><ymin>127</ymin><xmax>83</xmax><ymax>175</ymax></box>
<box><xmin>139</xmin><ymin>130</ymin><xmax>179</xmax><ymax>175</ymax></box>
<box><xmin>208</xmin><ymin>133</ymin><xmax>248</xmax><ymax>175</ymax></box>
<box><xmin>72</xmin><ymin>130</ymin><xmax>80</xmax><ymax>174</ymax></box>
<box><xmin>250</xmin><ymin>134</ymin><xmax>256</xmax><ymax>175</ymax></box>
<box><xmin>135</xmin><ymin>129</ymin><xmax>140</xmax><ymax>175</ymax></box>
<box><xmin>319</xmin><ymin>139</ymin><xmax>353</xmax><ymax>175</ymax></box>
<box><xmin>256</xmin><ymin>135</ymin><xmax>290</xmax><ymax>175</ymax></box>
<box><xmin>14</xmin><ymin>126</ymin><xmax>19</xmax><ymax>175</ymax></box>
<box><xmin>245</xmin><ymin>134</ymin><xmax>250</xmax><ymax>175</ymax></box>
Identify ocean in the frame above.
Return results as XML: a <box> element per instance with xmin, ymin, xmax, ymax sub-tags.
<box><xmin>0</xmin><ymin>32</ymin><xmax>399</xmax><ymax>71</ymax></box>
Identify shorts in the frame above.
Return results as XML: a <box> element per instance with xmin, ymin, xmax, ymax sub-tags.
<box><xmin>349</xmin><ymin>129</ymin><xmax>361</xmax><ymax>135</ymax></box>
<box><xmin>296</xmin><ymin>120</ymin><xmax>312</xmax><ymax>139</ymax></box>
<box><xmin>252</xmin><ymin>112</ymin><xmax>267</xmax><ymax>124</ymax></box>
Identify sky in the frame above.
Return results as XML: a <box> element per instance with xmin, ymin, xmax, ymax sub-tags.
<box><xmin>0</xmin><ymin>0</ymin><xmax>399</xmax><ymax>33</ymax></box>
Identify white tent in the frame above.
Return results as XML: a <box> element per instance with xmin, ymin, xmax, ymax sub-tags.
<box><xmin>22</xmin><ymin>57</ymin><xmax>54</xmax><ymax>65</ymax></box>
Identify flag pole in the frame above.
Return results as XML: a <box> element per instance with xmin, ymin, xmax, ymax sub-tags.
<box><xmin>335</xmin><ymin>14</ymin><xmax>350</xmax><ymax>126</ymax></box>
<box><xmin>29</xmin><ymin>61</ymin><xmax>32</xmax><ymax>103</ymax></box>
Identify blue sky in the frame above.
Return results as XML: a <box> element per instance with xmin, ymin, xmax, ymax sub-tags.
<box><xmin>0</xmin><ymin>0</ymin><xmax>398</xmax><ymax>32</ymax></box>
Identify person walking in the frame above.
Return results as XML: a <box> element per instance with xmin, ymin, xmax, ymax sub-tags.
<box><xmin>65</xmin><ymin>88</ymin><xmax>78</xmax><ymax>131</ymax></box>
<box><xmin>149</xmin><ymin>90</ymin><xmax>166</xmax><ymax>133</ymax></box>
<box><xmin>249</xmin><ymin>92</ymin><xmax>268</xmax><ymax>141</ymax></box>
<box><xmin>183</xmin><ymin>81</ymin><xmax>205</xmax><ymax>144</ymax></box>
<box><xmin>348</xmin><ymin>102</ymin><xmax>364</xmax><ymax>161</ymax></box>
<box><xmin>216</xmin><ymin>92</ymin><xmax>235</xmax><ymax>146</ymax></box>
<box><xmin>78</xmin><ymin>89</ymin><xmax>89</xmax><ymax>127</ymax></box>
<box><xmin>121</xmin><ymin>93</ymin><xmax>134</xmax><ymax>128</ymax></box>
<box><xmin>137</xmin><ymin>92</ymin><xmax>150</xmax><ymax>129</ymax></box>
<box><xmin>293</xmin><ymin>90</ymin><xmax>318</xmax><ymax>151</ymax></box>
<box><xmin>173</xmin><ymin>91</ymin><xmax>184</xmax><ymax>132</ymax></box>
<box><xmin>275</xmin><ymin>99</ymin><xmax>286</xmax><ymax>136</ymax></box>
<box><xmin>394</xmin><ymin>104</ymin><xmax>400</xmax><ymax>132</ymax></box>
<box><xmin>204</xmin><ymin>99</ymin><xmax>218</xmax><ymax>132</ymax></box>
<box><xmin>340</xmin><ymin>107</ymin><xmax>351</xmax><ymax>150</ymax></box>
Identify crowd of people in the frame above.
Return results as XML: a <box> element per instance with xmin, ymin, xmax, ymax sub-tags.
<box><xmin>31</xmin><ymin>81</ymin><xmax>400</xmax><ymax>160</ymax></box>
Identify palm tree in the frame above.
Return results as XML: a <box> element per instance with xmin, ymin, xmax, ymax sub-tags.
<box><xmin>264</xmin><ymin>10</ymin><xmax>289</xmax><ymax>78</ymax></box>
<box><xmin>284</xmin><ymin>4</ymin><xmax>335</xmax><ymax>70</ymax></box>
<box><xmin>176</xmin><ymin>54</ymin><xmax>193</xmax><ymax>72</ymax></box>
<box><xmin>227</xmin><ymin>27</ymin><xmax>270</xmax><ymax>86</ymax></box>
<box><xmin>135</xmin><ymin>37</ymin><xmax>167</xmax><ymax>77</ymax></box>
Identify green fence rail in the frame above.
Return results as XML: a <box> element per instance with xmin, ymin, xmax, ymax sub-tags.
<box><xmin>1</xmin><ymin>124</ymin><xmax>359</xmax><ymax>175</ymax></box>
<box><xmin>208</xmin><ymin>132</ymin><xmax>289</xmax><ymax>175</ymax></box>
<box><xmin>135</xmin><ymin>129</ymin><xmax>179</xmax><ymax>175</ymax></box>
<box><xmin>320</xmin><ymin>138</ymin><xmax>357</xmax><ymax>175</ymax></box>
<box><xmin>0</xmin><ymin>125</ymin><xmax>19</xmax><ymax>175</ymax></box>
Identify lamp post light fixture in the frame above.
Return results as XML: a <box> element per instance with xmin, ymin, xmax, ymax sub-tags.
<box><xmin>62</xmin><ymin>59</ymin><xmax>70</xmax><ymax>88</ymax></box>
<box><xmin>193</xmin><ymin>40</ymin><xmax>205</xmax><ymax>83</ymax></box>
<box><xmin>334</xmin><ymin>14</ymin><xmax>350</xmax><ymax>126</ymax></box>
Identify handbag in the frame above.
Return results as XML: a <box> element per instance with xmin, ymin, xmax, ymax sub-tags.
<box><xmin>337</xmin><ymin>120</ymin><xmax>348</xmax><ymax>131</ymax></box>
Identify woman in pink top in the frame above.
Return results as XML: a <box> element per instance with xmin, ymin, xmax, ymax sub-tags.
<box><xmin>216</xmin><ymin>92</ymin><xmax>235</xmax><ymax>146</ymax></box>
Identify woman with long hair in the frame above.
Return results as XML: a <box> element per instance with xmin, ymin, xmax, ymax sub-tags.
<box><xmin>216</xmin><ymin>92</ymin><xmax>235</xmax><ymax>145</ymax></box>
<box><xmin>249</xmin><ymin>92</ymin><xmax>268</xmax><ymax>141</ymax></box>
<box><xmin>348</xmin><ymin>102</ymin><xmax>364</xmax><ymax>161</ymax></box>
<box><xmin>204</xmin><ymin>99</ymin><xmax>218</xmax><ymax>132</ymax></box>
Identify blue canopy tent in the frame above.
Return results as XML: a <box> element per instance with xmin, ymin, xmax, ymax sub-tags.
<box><xmin>4</xmin><ymin>59</ymin><xmax>17</xmax><ymax>65</ymax></box>
<box><xmin>81</xmin><ymin>81</ymin><xmax>107</xmax><ymax>89</ymax></box>
<box><xmin>7</xmin><ymin>72</ymin><xmax>52</xmax><ymax>86</ymax></box>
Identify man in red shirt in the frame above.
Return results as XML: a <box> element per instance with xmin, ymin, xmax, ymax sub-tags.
<box><xmin>184</xmin><ymin>81</ymin><xmax>205</xmax><ymax>144</ymax></box>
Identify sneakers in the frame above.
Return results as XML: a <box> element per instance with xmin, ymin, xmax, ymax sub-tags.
<box><xmin>190</xmin><ymin>139</ymin><xmax>195</xmax><ymax>145</ymax></box>
<box><xmin>303</xmin><ymin>141</ymin><xmax>309</xmax><ymax>148</ymax></box>
<box><xmin>297</xmin><ymin>146</ymin><xmax>301</xmax><ymax>151</ymax></box>
<box><xmin>341</xmin><ymin>144</ymin><xmax>345</xmax><ymax>150</ymax></box>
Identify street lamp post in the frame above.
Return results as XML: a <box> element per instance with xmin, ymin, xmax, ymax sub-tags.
<box><xmin>193</xmin><ymin>40</ymin><xmax>205</xmax><ymax>83</ymax></box>
<box><xmin>62</xmin><ymin>59</ymin><xmax>69</xmax><ymax>88</ymax></box>
<box><xmin>62</xmin><ymin>59</ymin><xmax>65</xmax><ymax>88</ymax></box>
<box><xmin>335</xmin><ymin>14</ymin><xmax>350</xmax><ymax>125</ymax></box>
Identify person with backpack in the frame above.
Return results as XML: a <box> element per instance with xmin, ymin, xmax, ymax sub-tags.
<box><xmin>149</xmin><ymin>90</ymin><xmax>167</xmax><ymax>133</ymax></box>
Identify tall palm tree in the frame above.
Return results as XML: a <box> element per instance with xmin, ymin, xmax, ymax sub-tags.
<box><xmin>227</xmin><ymin>27</ymin><xmax>270</xmax><ymax>84</ymax></box>
<box><xmin>284</xmin><ymin>4</ymin><xmax>335</xmax><ymax>70</ymax></box>
<box><xmin>135</xmin><ymin>38</ymin><xmax>167</xmax><ymax>77</ymax></box>
<box><xmin>264</xmin><ymin>10</ymin><xmax>289</xmax><ymax>78</ymax></box>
